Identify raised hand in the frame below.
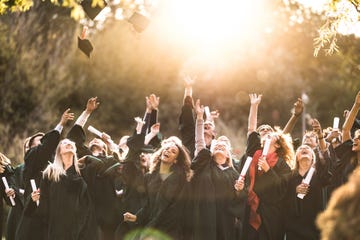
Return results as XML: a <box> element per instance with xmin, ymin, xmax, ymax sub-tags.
<box><xmin>150</xmin><ymin>123</ymin><xmax>160</xmax><ymax>135</ymax></box>
<box><xmin>311</xmin><ymin>118</ymin><xmax>323</xmax><ymax>138</ymax></box>
<box><xmin>183</xmin><ymin>74</ymin><xmax>196</xmax><ymax>88</ymax></box>
<box><xmin>123</xmin><ymin>212</ymin><xmax>137</xmax><ymax>222</ymax></box>
<box><xmin>249</xmin><ymin>93</ymin><xmax>262</xmax><ymax>106</ymax></box>
<box><xmin>86</xmin><ymin>97</ymin><xmax>100</xmax><ymax>113</ymax></box>
<box><xmin>293</xmin><ymin>98</ymin><xmax>304</xmax><ymax>116</ymax></box>
<box><xmin>59</xmin><ymin>108</ymin><xmax>75</xmax><ymax>126</ymax></box>
<box><xmin>195</xmin><ymin>99</ymin><xmax>204</xmax><ymax>120</ymax></box>
<box><xmin>148</xmin><ymin>94</ymin><xmax>160</xmax><ymax>110</ymax></box>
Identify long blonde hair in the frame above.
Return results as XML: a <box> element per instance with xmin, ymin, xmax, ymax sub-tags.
<box><xmin>43</xmin><ymin>139</ymin><xmax>80</xmax><ymax>182</ymax></box>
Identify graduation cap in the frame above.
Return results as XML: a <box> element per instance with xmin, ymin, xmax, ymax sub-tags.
<box><xmin>128</xmin><ymin>12</ymin><xmax>150</xmax><ymax>33</ymax></box>
<box><xmin>81</xmin><ymin>0</ymin><xmax>107</xmax><ymax>20</ymax></box>
<box><xmin>78</xmin><ymin>26</ymin><xmax>93</xmax><ymax>58</ymax></box>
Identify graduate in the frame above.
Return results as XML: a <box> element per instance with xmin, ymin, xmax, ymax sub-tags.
<box><xmin>15</xmin><ymin>109</ymin><xmax>74</xmax><ymax>240</ymax></box>
<box><xmin>283</xmin><ymin>145</ymin><xmax>331</xmax><ymax>240</ymax></box>
<box><xmin>190</xmin><ymin>99</ymin><xmax>247</xmax><ymax>240</ymax></box>
<box><xmin>123</xmin><ymin>136</ymin><xmax>192</xmax><ymax>240</ymax></box>
<box><xmin>243</xmin><ymin>93</ymin><xmax>294</xmax><ymax>240</ymax></box>
<box><xmin>32</xmin><ymin>139</ymin><xmax>98</xmax><ymax>240</ymax></box>
<box><xmin>66</xmin><ymin>97</ymin><xmax>122</xmax><ymax>240</ymax></box>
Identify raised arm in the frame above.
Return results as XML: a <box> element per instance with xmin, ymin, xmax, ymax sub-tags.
<box><xmin>247</xmin><ymin>93</ymin><xmax>262</xmax><ymax>136</ymax></box>
<box><xmin>75</xmin><ymin>97</ymin><xmax>100</xmax><ymax>127</ymax></box>
<box><xmin>342</xmin><ymin>91</ymin><xmax>360</xmax><ymax>142</ymax></box>
<box><xmin>283</xmin><ymin>98</ymin><xmax>303</xmax><ymax>134</ymax></box>
<box><xmin>195</xmin><ymin>99</ymin><xmax>205</xmax><ymax>156</ymax></box>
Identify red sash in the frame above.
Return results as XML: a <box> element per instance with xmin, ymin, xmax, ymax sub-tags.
<box><xmin>247</xmin><ymin>149</ymin><xmax>278</xmax><ymax>230</ymax></box>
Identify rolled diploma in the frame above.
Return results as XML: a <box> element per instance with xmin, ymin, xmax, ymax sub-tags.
<box><xmin>88</xmin><ymin>125</ymin><xmax>102</xmax><ymax>137</ymax></box>
<box><xmin>88</xmin><ymin>125</ymin><xmax>118</xmax><ymax>151</ymax></box>
<box><xmin>204</xmin><ymin>106</ymin><xmax>211</xmax><ymax>121</ymax></box>
<box><xmin>239</xmin><ymin>156</ymin><xmax>253</xmax><ymax>180</ymax></box>
<box><xmin>297</xmin><ymin>166</ymin><xmax>315</xmax><ymax>199</ymax></box>
<box><xmin>2</xmin><ymin>177</ymin><xmax>15</xmax><ymax>206</ymax></box>
<box><xmin>333</xmin><ymin>117</ymin><xmax>340</xmax><ymax>129</ymax></box>
<box><xmin>30</xmin><ymin>179</ymin><xmax>39</xmax><ymax>206</ymax></box>
<box><xmin>259</xmin><ymin>137</ymin><xmax>271</xmax><ymax>170</ymax></box>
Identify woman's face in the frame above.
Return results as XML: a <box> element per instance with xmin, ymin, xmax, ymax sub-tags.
<box><xmin>296</xmin><ymin>145</ymin><xmax>314</xmax><ymax>168</ymax></box>
<box><xmin>352</xmin><ymin>130</ymin><xmax>360</xmax><ymax>152</ymax></box>
<box><xmin>161</xmin><ymin>143</ymin><xmax>179</xmax><ymax>164</ymax></box>
<box><xmin>59</xmin><ymin>139</ymin><xmax>76</xmax><ymax>156</ymax></box>
<box><xmin>212</xmin><ymin>141</ymin><xmax>230</xmax><ymax>160</ymax></box>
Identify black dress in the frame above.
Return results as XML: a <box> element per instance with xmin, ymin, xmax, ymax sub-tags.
<box><xmin>134</xmin><ymin>165</ymin><xmax>189</xmax><ymax>240</ymax></box>
<box><xmin>283</xmin><ymin>166</ymin><xmax>331</xmax><ymax>240</ymax></box>
<box><xmin>191</xmin><ymin>149</ymin><xmax>247</xmax><ymax>240</ymax></box>
<box><xmin>67</xmin><ymin>125</ymin><xmax>121</xmax><ymax>240</ymax></box>
<box><xmin>37</xmin><ymin>165</ymin><xmax>98</xmax><ymax>240</ymax></box>
<box><xmin>16</xmin><ymin>130</ymin><xmax>60</xmax><ymax>240</ymax></box>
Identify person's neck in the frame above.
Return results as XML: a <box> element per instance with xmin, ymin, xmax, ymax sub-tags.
<box><xmin>298</xmin><ymin>162</ymin><xmax>310</xmax><ymax>176</ymax></box>
<box><xmin>214</xmin><ymin>155</ymin><xmax>226</xmax><ymax>166</ymax></box>
<box><xmin>160</xmin><ymin>162</ymin><xmax>173</xmax><ymax>174</ymax></box>
<box><xmin>62</xmin><ymin>154</ymin><xmax>73</xmax><ymax>171</ymax></box>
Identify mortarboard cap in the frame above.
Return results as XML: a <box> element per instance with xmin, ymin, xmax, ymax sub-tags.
<box><xmin>78</xmin><ymin>26</ymin><xmax>93</xmax><ymax>58</ymax></box>
<box><xmin>81</xmin><ymin>0</ymin><xmax>107</xmax><ymax>20</ymax></box>
<box><xmin>128</xmin><ymin>12</ymin><xmax>150</xmax><ymax>33</ymax></box>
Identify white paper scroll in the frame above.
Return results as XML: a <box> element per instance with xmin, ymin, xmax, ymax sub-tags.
<box><xmin>2</xmin><ymin>177</ymin><xmax>15</xmax><ymax>206</ymax></box>
<box><xmin>88</xmin><ymin>125</ymin><xmax>102</xmax><ymax>137</ymax></box>
<box><xmin>204</xmin><ymin>106</ymin><xmax>211</xmax><ymax>121</ymax></box>
<box><xmin>333</xmin><ymin>117</ymin><xmax>340</xmax><ymax>130</ymax></box>
<box><xmin>30</xmin><ymin>179</ymin><xmax>39</xmax><ymax>206</ymax></box>
<box><xmin>297</xmin><ymin>166</ymin><xmax>315</xmax><ymax>199</ymax></box>
<box><xmin>259</xmin><ymin>137</ymin><xmax>271</xmax><ymax>170</ymax></box>
<box><xmin>88</xmin><ymin>125</ymin><xmax>119</xmax><ymax>152</ymax></box>
<box><xmin>239</xmin><ymin>156</ymin><xmax>253</xmax><ymax>180</ymax></box>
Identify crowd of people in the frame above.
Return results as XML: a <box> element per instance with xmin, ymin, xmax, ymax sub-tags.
<box><xmin>0</xmin><ymin>76</ymin><xmax>360</xmax><ymax>240</ymax></box>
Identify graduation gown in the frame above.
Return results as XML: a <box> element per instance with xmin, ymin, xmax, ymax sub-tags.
<box><xmin>6</xmin><ymin>164</ymin><xmax>25</xmax><ymax>240</ymax></box>
<box><xmin>179</xmin><ymin>96</ymin><xmax>196</xmax><ymax>158</ymax></box>
<box><xmin>134</xmin><ymin>166</ymin><xmax>189</xmax><ymax>240</ymax></box>
<box><xmin>67</xmin><ymin>125</ymin><xmax>122</xmax><ymax>240</ymax></box>
<box><xmin>283</xmin><ymin>167</ymin><xmax>331</xmax><ymax>240</ymax></box>
<box><xmin>36</xmin><ymin>165</ymin><xmax>98</xmax><ymax>240</ymax></box>
<box><xmin>191</xmin><ymin>149</ymin><xmax>247</xmax><ymax>240</ymax></box>
<box><xmin>16</xmin><ymin>130</ymin><xmax>60</xmax><ymax>240</ymax></box>
<box><xmin>242</xmin><ymin>132</ymin><xmax>291</xmax><ymax>240</ymax></box>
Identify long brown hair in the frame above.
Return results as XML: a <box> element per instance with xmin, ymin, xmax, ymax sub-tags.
<box><xmin>273</xmin><ymin>128</ymin><xmax>295</xmax><ymax>169</ymax></box>
<box><xmin>150</xmin><ymin>136</ymin><xmax>193</xmax><ymax>182</ymax></box>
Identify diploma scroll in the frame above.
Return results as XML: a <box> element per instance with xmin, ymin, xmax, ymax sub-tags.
<box><xmin>297</xmin><ymin>167</ymin><xmax>315</xmax><ymax>199</ymax></box>
<box><xmin>30</xmin><ymin>179</ymin><xmax>39</xmax><ymax>206</ymax></box>
<box><xmin>333</xmin><ymin>117</ymin><xmax>340</xmax><ymax>130</ymax></box>
<box><xmin>259</xmin><ymin>137</ymin><xmax>271</xmax><ymax>170</ymax></box>
<box><xmin>2</xmin><ymin>177</ymin><xmax>15</xmax><ymax>206</ymax></box>
<box><xmin>238</xmin><ymin>156</ymin><xmax>253</xmax><ymax>180</ymax></box>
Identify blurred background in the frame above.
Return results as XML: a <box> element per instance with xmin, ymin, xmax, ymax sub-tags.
<box><xmin>1</xmin><ymin>0</ymin><xmax>360</xmax><ymax>168</ymax></box>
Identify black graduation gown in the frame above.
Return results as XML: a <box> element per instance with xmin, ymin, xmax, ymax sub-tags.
<box><xmin>191</xmin><ymin>149</ymin><xmax>247</xmax><ymax>240</ymax></box>
<box><xmin>179</xmin><ymin>96</ymin><xmax>196</xmax><ymax>158</ymax></box>
<box><xmin>6</xmin><ymin>164</ymin><xmax>25</xmax><ymax>240</ymax></box>
<box><xmin>134</xmin><ymin>166</ymin><xmax>189</xmax><ymax>240</ymax></box>
<box><xmin>283</xmin><ymin>167</ymin><xmax>331</xmax><ymax>240</ymax></box>
<box><xmin>36</xmin><ymin>165</ymin><xmax>98</xmax><ymax>240</ymax></box>
<box><xmin>67</xmin><ymin>125</ymin><xmax>121</xmax><ymax>240</ymax></box>
<box><xmin>242</xmin><ymin>131</ymin><xmax>291</xmax><ymax>240</ymax></box>
<box><xmin>16</xmin><ymin>130</ymin><xmax>60</xmax><ymax>240</ymax></box>
<box><xmin>332</xmin><ymin>139</ymin><xmax>357</xmax><ymax>186</ymax></box>
<box><xmin>115</xmin><ymin>134</ymin><xmax>148</xmax><ymax>240</ymax></box>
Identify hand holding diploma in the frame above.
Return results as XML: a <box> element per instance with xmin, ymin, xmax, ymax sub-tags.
<box><xmin>259</xmin><ymin>137</ymin><xmax>271</xmax><ymax>171</ymax></box>
<box><xmin>30</xmin><ymin>179</ymin><xmax>39</xmax><ymax>206</ymax></box>
<box><xmin>297</xmin><ymin>166</ymin><xmax>315</xmax><ymax>199</ymax></box>
<box><xmin>2</xmin><ymin>177</ymin><xmax>15</xmax><ymax>206</ymax></box>
<box><xmin>239</xmin><ymin>156</ymin><xmax>253</xmax><ymax>180</ymax></box>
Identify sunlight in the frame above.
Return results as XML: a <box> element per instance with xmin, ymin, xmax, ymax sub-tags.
<box><xmin>152</xmin><ymin>0</ymin><xmax>270</xmax><ymax>53</ymax></box>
